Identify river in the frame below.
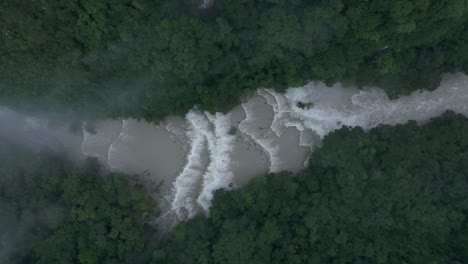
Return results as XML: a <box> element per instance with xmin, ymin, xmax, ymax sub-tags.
<box><xmin>2</xmin><ymin>73</ymin><xmax>468</xmax><ymax>226</ymax></box>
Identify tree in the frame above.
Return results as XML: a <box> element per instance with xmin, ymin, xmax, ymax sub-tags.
<box><xmin>155</xmin><ymin>111</ymin><xmax>468</xmax><ymax>263</ymax></box>
<box><xmin>0</xmin><ymin>142</ymin><xmax>158</xmax><ymax>264</ymax></box>
<box><xmin>2</xmin><ymin>0</ymin><xmax>468</xmax><ymax>119</ymax></box>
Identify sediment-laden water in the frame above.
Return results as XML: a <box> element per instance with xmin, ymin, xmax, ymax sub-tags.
<box><xmin>2</xmin><ymin>73</ymin><xmax>468</xmax><ymax>224</ymax></box>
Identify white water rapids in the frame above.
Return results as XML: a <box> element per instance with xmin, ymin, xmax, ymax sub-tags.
<box><xmin>2</xmin><ymin>73</ymin><xmax>468</xmax><ymax>224</ymax></box>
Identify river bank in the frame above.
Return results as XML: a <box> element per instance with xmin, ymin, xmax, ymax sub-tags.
<box><xmin>2</xmin><ymin>73</ymin><xmax>468</xmax><ymax>223</ymax></box>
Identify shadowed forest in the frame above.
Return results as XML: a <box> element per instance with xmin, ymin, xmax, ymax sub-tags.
<box><xmin>2</xmin><ymin>0</ymin><xmax>468</xmax><ymax>119</ymax></box>
<box><xmin>2</xmin><ymin>112</ymin><xmax>467</xmax><ymax>263</ymax></box>
<box><xmin>2</xmin><ymin>1</ymin><xmax>468</xmax><ymax>263</ymax></box>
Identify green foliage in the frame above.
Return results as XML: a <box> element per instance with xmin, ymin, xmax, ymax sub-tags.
<box><xmin>2</xmin><ymin>1</ymin><xmax>468</xmax><ymax>119</ymax></box>
<box><xmin>0</xmin><ymin>144</ymin><xmax>157</xmax><ymax>264</ymax></box>
<box><xmin>155</xmin><ymin>111</ymin><xmax>468</xmax><ymax>263</ymax></box>
<box><xmin>2</xmin><ymin>112</ymin><xmax>468</xmax><ymax>263</ymax></box>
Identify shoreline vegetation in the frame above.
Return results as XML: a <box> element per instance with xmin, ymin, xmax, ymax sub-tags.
<box><xmin>0</xmin><ymin>145</ymin><xmax>158</xmax><ymax>264</ymax></box>
<box><xmin>2</xmin><ymin>0</ymin><xmax>468</xmax><ymax>120</ymax></box>
<box><xmin>155</xmin><ymin>111</ymin><xmax>468</xmax><ymax>264</ymax></box>
<box><xmin>2</xmin><ymin>0</ymin><xmax>468</xmax><ymax>263</ymax></box>
<box><xmin>2</xmin><ymin>112</ymin><xmax>467</xmax><ymax>263</ymax></box>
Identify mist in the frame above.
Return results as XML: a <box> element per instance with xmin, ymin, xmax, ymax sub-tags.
<box><xmin>2</xmin><ymin>73</ymin><xmax>468</xmax><ymax>234</ymax></box>
<box><xmin>0</xmin><ymin>107</ymin><xmax>93</xmax><ymax>163</ymax></box>
<box><xmin>0</xmin><ymin>203</ymin><xmax>64</xmax><ymax>264</ymax></box>
<box><xmin>0</xmin><ymin>135</ymin><xmax>68</xmax><ymax>263</ymax></box>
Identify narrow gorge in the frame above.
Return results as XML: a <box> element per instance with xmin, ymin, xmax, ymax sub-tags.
<box><xmin>3</xmin><ymin>73</ymin><xmax>468</xmax><ymax>228</ymax></box>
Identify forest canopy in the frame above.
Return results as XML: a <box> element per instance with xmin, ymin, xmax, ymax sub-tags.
<box><xmin>2</xmin><ymin>1</ymin><xmax>468</xmax><ymax>263</ymax></box>
<box><xmin>3</xmin><ymin>112</ymin><xmax>467</xmax><ymax>263</ymax></box>
<box><xmin>154</xmin><ymin>111</ymin><xmax>468</xmax><ymax>264</ymax></box>
<box><xmin>2</xmin><ymin>0</ymin><xmax>468</xmax><ymax>120</ymax></box>
<box><xmin>0</xmin><ymin>143</ymin><xmax>158</xmax><ymax>264</ymax></box>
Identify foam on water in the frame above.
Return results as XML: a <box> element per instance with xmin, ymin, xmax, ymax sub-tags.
<box><xmin>170</xmin><ymin>111</ymin><xmax>209</xmax><ymax>220</ymax></box>
<box><xmin>239</xmin><ymin>97</ymin><xmax>283</xmax><ymax>173</ymax></box>
<box><xmin>4</xmin><ymin>73</ymin><xmax>468</xmax><ymax>226</ymax></box>
<box><xmin>260</xmin><ymin>89</ymin><xmax>319</xmax><ymax>149</ymax></box>
<box><xmin>258</xmin><ymin>89</ymin><xmax>300</xmax><ymax>137</ymax></box>
<box><xmin>284</xmin><ymin>74</ymin><xmax>468</xmax><ymax>138</ymax></box>
<box><xmin>81</xmin><ymin>120</ymin><xmax>123</xmax><ymax>163</ymax></box>
<box><xmin>170</xmin><ymin>111</ymin><xmax>236</xmax><ymax>219</ymax></box>
<box><xmin>247</xmin><ymin>73</ymin><xmax>468</xmax><ymax>158</ymax></box>
<box><xmin>196</xmin><ymin>112</ymin><xmax>236</xmax><ymax>212</ymax></box>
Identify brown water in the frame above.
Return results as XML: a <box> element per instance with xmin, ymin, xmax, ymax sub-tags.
<box><xmin>3</xmin><ymin>73</ymin><xmax>468</xmax><ymax>224</ymax></box>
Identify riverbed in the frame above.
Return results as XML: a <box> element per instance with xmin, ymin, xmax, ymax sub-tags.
<box><xmin>2</xmin><ymin>73</ymin><xmax>468</xmax><ymax>223</ymax></box>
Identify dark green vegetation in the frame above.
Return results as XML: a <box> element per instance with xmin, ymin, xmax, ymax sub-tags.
<box><xmin>2</xmin><ymin>112</ymin><xmax>468</xmax><ymax>264</ymax></box>
<box><xmin>155</xmin><ymin>112</ymin><xmax>468</xmax><ymax>263</ymax></box>
<box><xmin>2</xmin><ymin>0</ymin><xmax>468</xmax><ymax>120</ymax></box>
<box><xmin>0</xmin><ymin>144</ymin><xmax>157</xmax><ymax>264</ymax></box>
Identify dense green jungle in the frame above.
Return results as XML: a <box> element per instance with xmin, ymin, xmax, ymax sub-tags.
<box><xmin>1</xmin><ymin>1</ymin><xmax>468</xmax><ymax>263</ymax></box>
<box><xmin>1</xmin><ymin>112</ymin><xmax>467</xmax><ymax>263</ymax></box>
<box><xmin>1</xmin><ymin>0</ymin><xmax>468</xmax><ymax>119</ymax></box>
